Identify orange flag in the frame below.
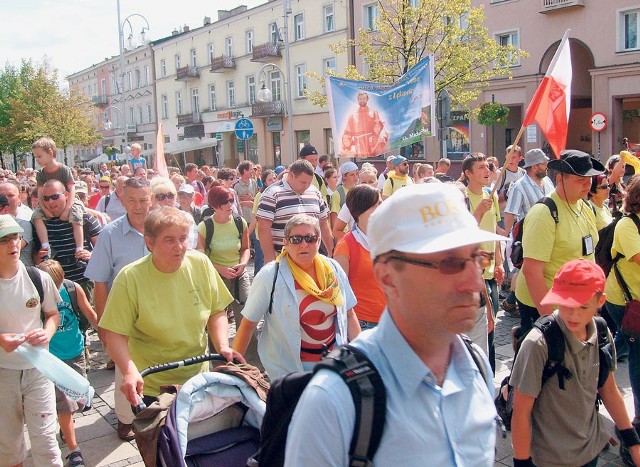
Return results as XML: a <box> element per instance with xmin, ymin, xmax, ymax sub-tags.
<box><xmin>154</xmin><ymin>122</ymin><xmax>168</xmax><ymax>177</ymax></box>
<box><xmin>523</xmin><ymin>30</ymin><xmax>572</xmax><ymax>159</ymax></box>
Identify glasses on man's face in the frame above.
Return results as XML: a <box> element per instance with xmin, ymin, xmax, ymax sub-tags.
<box><xmin>99</xmin><ymin>185</ymin><xmax>111</xmax><ymax>190</ymax></box>
<box><xmin>42</xmin><ymin>193</ymin><xmax>63</xmax><ymax>202</ymax></box>
<box><xmin>0</xmin><ymin>233</ymin><xmax>21</xmax><ymax>245</ymax></box>
<box><xmin>382</xmin><ymin>250</ymin><xmax>493</xmax><ymax>275</ymax></box>
<box><xmin>155</xmin><ymin>193</ymin><xmax>175</xmax><ymax>201</ymax></box>
<box><xmin>287</xmin><ymin>234</ymin><xmax>319</xmax><ymax>245</ymax></box>
<box><xmin>597</xmin><ymin>184</ymin><xmax>610</xmax><ymax>190</ymax></box>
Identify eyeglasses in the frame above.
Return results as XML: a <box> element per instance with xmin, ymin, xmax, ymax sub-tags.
<box><xmin>597</xmin><ymin>184</ymin><xmax>610</xmax><ymax>190</ymax></box>
<box><xmin>0</xmin><ymin>234</ymin><xmax>22</xmax><ymax>245</ymax></box>
<box><xmin>222</xmin><ymin>198</ymin><xmax>235</xmax><ymax>205</ymax></box>
<box><xmin>99</xmin><ymin>185</ymin><xmax>111</xmax><ymax>189</ymax></box>
<box><xmin>155</xmin><ymin>193</ymin><xmax>175</xmax><ymax>201</ymax></box>
<box><xmin>42</xmin><ymin>193</ymin><xmax>64</xmax><ymax>202</ymax></box>
<box><xmin>382</xmin><ymin>251</ymin><xmax>494</xmax><ymax>275</ymax></box>
<box><xmin>287</xmin><ymin>234</ymin><xmax>319</xmax><ymax>245</ymax></box>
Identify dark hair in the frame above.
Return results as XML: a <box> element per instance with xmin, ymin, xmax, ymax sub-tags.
<box><xmin>289</xmin><ymin>159</ymin><xmax>314</xmax><ymax>176</ymax></box>
<box><xmin>624</xmin><ymin>174</ymin><xmax>640</xmax><ymax>215</ymax></box>
<box><xmin>319</xmin><ymin>155</ymin><xmax>330</xmax><ymax>164</ymax></box>
<box><xmin>237</xmin><ymin>161</ymin><xmax>253</xmax><ymax>175</ymax></box>
<box><xmin>207</xmin><ymin>186</ymin><xmax>233</xmax><ymax>209</ymax></box>
<box><xmin>185</xmin><ymin>163</ymin><xmax>198</xmax><ymax>173</ymax></box>
<box><xmin>202</xmin><ymin>176</ymin><xmax>214</xmax><ymax>186</ymax></box>
<box><xmin>459</xmin><ymin>153</ymin><xmax>486</xmax><ymax>184</ymax></box>
<box><xmin>260</xmin><ymin>169</ymin><xmax>275</xmax><ymax>192</ymax></box>
<box><xmin>217</xmin><ymin>168</ymin><xmax>235</xmax><ymax>181</ymax></box>
<box><xmin>589</xmin><ymin>174</ymin><xmax>607</xmax><ymax>197</ymax></box>
<box><xmin>346</xmin><ymin>184</ymin><xmax>381</xmax><ymax>223</ymax></box>
<box><xmin>324</xmin><ymin>167</ymin><xmax>337</xmax><ymax>182</ymax></box>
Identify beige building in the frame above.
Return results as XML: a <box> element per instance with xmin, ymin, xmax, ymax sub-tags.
<box><xmin>472</xmin><ymin>0</ymin><xmax>640</xmax><ymax>162</ymax></box>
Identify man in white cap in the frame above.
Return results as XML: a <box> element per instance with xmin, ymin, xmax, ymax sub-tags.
<box><xmin>377</xmin><ymin>155</ymin><xmax>395</xmax><ymax>190</ymax></box>
<box><xmin>285</xmin><ymin>183</ymin><xmax>506</xmax><ymax>466</ymax></box>
<box><xmin>0</xmin><ymin>214</ymin><xmax>63</xmax><ymax>466</ymax></box>
<box><xmin>330</xmin><ymin>161</ymin><xmax>359</xmax><ymax>228</ymax></box>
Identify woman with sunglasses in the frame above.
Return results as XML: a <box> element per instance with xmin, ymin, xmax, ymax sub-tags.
<box><xmin>151</xmin><ymin>177</ymin><xmax>198</xmax><ymax>248</ymax></box>
<box><xmin>233</xmin><ymin>214</ymin><xmax>360</xmax><ymax>380</ymax></box>
<box><xmin>588</xmin><ymin>174</ymin><xmax>613</xmax><ymax>229</ymax></box>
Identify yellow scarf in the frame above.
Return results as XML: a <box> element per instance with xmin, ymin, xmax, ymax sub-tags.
<box><xmin>276</xmin><ymin>249</ymin><xmax>343</xmax><ymax>306</ymax></box>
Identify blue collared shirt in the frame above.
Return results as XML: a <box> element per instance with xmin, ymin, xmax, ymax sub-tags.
<box><xmin>84</xmin><ymin>214</ymin><xmax>148</xmax><ymax>288</ymax></box>
<box><xmin>284</xmin><ymin>311</ymin><xmax>497</xmax><ymax>466</ymax></box>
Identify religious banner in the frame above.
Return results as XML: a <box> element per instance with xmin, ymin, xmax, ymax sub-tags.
<box><xmin>326</xmin><ymin>56</ymin><xmax>435</xmax><ymax>158</ymax></box>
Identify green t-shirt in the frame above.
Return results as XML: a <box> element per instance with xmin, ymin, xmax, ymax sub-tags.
<box><xmin>197</xmin><ymin>217</ymin><xmax>248</xmax><ymax>267</ymax></box>
<box><xmin>466</xmin><ymin>187</ymin><xmax>500</xmax><ymax>279</ymax></box>
<box><xmin>100</xmin><ymin>251</ymin><xmax>233</xmax><ymax>396</ymax></box>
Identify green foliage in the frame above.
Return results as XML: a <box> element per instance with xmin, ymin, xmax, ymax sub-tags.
<box><xmin>307</xmin><ymin>0</ymin><xmax>528</xmax><ymax>109</ymax></box>
<box><xmin>477</xmin><ymin>102</ymin><xmax>509</xmax><ymax>126</ymax></box>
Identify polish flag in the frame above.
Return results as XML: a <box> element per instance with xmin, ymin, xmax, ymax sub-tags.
<box><xmin>154</xmin><ymin>122</ymin><xmax>168</xmax><ymax>177</ymax></box>
<box><xmin>523</xmin><ymin>30</ymin><xmax>572</xmax><ymax>159</ymax></box>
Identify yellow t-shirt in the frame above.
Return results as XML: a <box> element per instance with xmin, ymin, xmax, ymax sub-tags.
<box><xmin>252</xmin><ymin>192</ymin><xmax>262</xmax><ymax>240</ymax></box>
<box><xmin>100</xmin><ymin>251</ymin><xmax>233</xmax><ymax>396</ymax></box>
<box><xmin>515</xmin><ymin>191</ymin><xmax>598</xmax><ymax>307</ymax></box>
<box><xmin>589</xmin><ymin>200</ymin><xmax>613</xmax><ymax>230</ymax></box>
<box><xmin>466</xmin><ymin>187</ymin><xmax>501</xmax><ymax>279</ymax></box>
<box><xmin>197</xmin><ymin>217</ymin><xmax>248</xmax><ymax>267</ymax></box>
<box><xmin>330</xmin><ymin>186</ymin><xmax>350</xmax><ymax>214</ymax></box>
<box><xmin>604</xmin><ymin>214</ymin><xmax>640</xmax><ymax>305</ymax></box>
<box><xmin>382</xmin><ymin>174</ymin><xmax>412</xmax><ymax>197</ymax></box>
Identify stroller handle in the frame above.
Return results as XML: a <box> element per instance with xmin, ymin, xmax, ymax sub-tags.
<box><xmin>139</xmin><ymin>353</ymin><xmax>228</xmax><ymax>378</ymax></box>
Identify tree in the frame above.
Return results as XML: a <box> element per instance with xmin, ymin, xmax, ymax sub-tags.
<box><xmin>307</xmin><ymin>0</ymin><xmax>527</xmax><ymax>110</ymax></box>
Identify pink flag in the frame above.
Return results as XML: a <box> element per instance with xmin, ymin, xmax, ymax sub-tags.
<box><xmin>154</xmin><ymin>122</ymin><xmax>168</xmax><ymax>177</ymax></box>
<box><xmin>523</xmin><ymin>30</ymin><xmax>572</xmax><ymax>159</ymax></box>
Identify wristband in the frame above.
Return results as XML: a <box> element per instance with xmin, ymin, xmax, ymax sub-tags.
<box><xmin>618</xmin><ymin>427</ymin><xmax>640</xmax><ymax>448</ymax></box>
<box><xmin>513</xmin><ymin>458</ymin><xmax>534</xmax><ymax>467</ymax></box>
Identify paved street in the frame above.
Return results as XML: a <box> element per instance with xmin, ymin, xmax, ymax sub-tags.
<box><xmin>21</xmin><ymin>307</ymin><xmax>632</xmax><ymax>466</ymax></box>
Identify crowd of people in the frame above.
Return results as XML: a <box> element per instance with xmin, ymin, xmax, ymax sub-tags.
<box><xmin>1</xmin><ymin>135</ymin><xmax>640</xmax><ymax>466</ymax></box>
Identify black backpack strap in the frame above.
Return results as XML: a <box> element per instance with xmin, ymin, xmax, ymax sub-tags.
<box><xmin>26</xmin><ymin>266</ymin><xmax>45</xmax><ymax>325</ymax></box>
<box><xmin>104</xmin><ymin>194</ymin><xmax>111</xmax><ymax>210</ymax></box>
<box><xmin>63</xmin><ymin>279</ymin><xmax>80</xmax><ymax>318</ymax></box>
<box><xmin>459</xmin><ymin>334</ymin><xmax>491</xmax><ymax>390</ymax></box>
<box><xmin>204</xmin><ymin>217</ymin><xmax>214</xmax><ymax>255</ymax></box>
<box><xmin>267</xmin><ymin>261</ymin><xmax>281</xmax><ymax>315</ymax></box>
<box><xmin>315</xmin><ymin>345</ymin><xmax>386</xmax><ymax>467</ymax></box>
<box><xmin>594</xmin><ymin>316</ymin><xmax>613</xmax><ymax>388</ymax></box>
<box><xmin>234</xmin><ymin>216</ymin><xmax>244</xmax><ymax>238</ymax></box>
<box><xmin>534</xmin><ymin>315</ymin><xmax>572</xmax><ymax>390</ymax></box>
<box><xmin>539</xmin><ymin>197</ymin><xmax>559</xmax><ymax>223</ymax></box>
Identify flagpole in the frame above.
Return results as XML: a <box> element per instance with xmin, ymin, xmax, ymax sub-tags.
<box><xmin>490</xmin><ymin>124</ymin><xmax>526</xmax><ymax>198</ymax></box>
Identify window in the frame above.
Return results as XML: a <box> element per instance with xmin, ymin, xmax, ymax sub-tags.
<box><xmin>160</xmin><ymin>59</ymin><xmax>167</xmax><ymax>78</ymax></box>
<box><xmin>323</xmin><ymin>57</ymin><xmax>336</xmax><ymax>76</ymax></box>
<box><xmin>295</xmin><ymin>63</ymin><xmax>307</xmax><ymax>98</ymax></box>
<box><xmin>101</xmin><ymin>79</ymin><xmax>106</xmax><ymax>100</ymax></box>
<box><xmin>247</xmin><ymin>76</ymin><xmax>256</xmax><ymax>104</ymax></box>
<box><xmin>128</xmin><ymin>107</ymin><xmax>135</xmax><ymax>126</ymax></box>
<box><xmin>227</xmin><ymin>80</ymin><xmax>235</xmax><ymax>108</ymax></box>
<box><xmin>269</xmin><ymin>22</ymin><xmax>279</xmax><ymax>45</ymax></box>
<box><xmin>208</xmin><ymin>43</ymin><xmax>215</xmax><ymax>63</ymax></box>
<box><xmin>225</xmin><ymin>37</ymin><xmax>233</xmax><ymax>57</ymax></box>
<box><xmin>191</xmin><ymin>88</ymin><xmax>200</xmax><ymax>113</ymax></box>
<box><xmin>137</xmin><ymin>106</ymin><xmax>143</xmax><ymax>125</ymax></box>
<box><xmin>460</xmin><ymin>12</ymin><xmax>469</xmax><ymax>31</ymax></box>
<box><xmin>270</xmin><ymin>70</ymin><xmax>282</xmax><ymax>101</ymax></box>
<box><xmin>619</xmin><ymin>7</ymin><xmax>640</xmax><ymax>51</ymax></box>
<box><xmin>324</xmin><ymin>5</ymin><xmax>334</xmax><ymax>32</ymax></box>
<box><xmin>176</xmin><ymin>91</ymin><xmax>183</xmax><ymax>115</ymax></box>
<box><xmin>161</xmin><ymin>95</ymin><xmax>168</xmax><ymax>119</ymax></box>
<box><xmin>190</xmin><ymin>49</ymin><xmax>197</xmax><ymax>68</ymax></box>
<box><xmin>135</xmin><ymin>69</ymin><xmax>141</xmax><ymax>88</ymax></box>
<box><xmin>144</xmin><ymin>66</ymin><xmax>150</xmax><ymax>85</ymax></box>
<box><xmin>364</xmin><ymin>4</ymin><xmax>379</xmax><ymax>30</ymax></box>
<box><xmin>246</xmin><ymin>30</ymin><xmax>254</xmax><ymax>54</ymax></box>
<box><xmin>147</xmin><ymin>103</ymin><xmax>153</xmax><ymax>123</ymax></box>
<box><xmin>126</xmin><ymin>71</ymin><xmax>132</xmax><ymax>90</ymax></box>
<box><xmin>209</xmin><ymin>84</ymin><xmax>217</xmax><ymax>111</ymax></box>
<box><xmin>294</xmin><ymin>14</ymin><xmax>305</xmax><ymax>41</ymax></box>
<box><xmin>495</xmin><ymin>29</ymin><xmax>520</xmax><ymax>66</ymax></box>
<box><xmin>175</xmin><ymin>54</ymin><xmax>181</xmax><ymax>70</ymax></box>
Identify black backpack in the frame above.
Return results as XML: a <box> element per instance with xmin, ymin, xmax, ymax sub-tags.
<box><xmin>595</xmin><ymin>214</ymin><xmax>640</xmax><ymax>277</ymax></box>
<box><xmin>203</xmin><ymin>216</ymin><xmax>244</xmax><ymax>255</ymax></box>
<box><xmin>510</xmin><ymin>197</ymin><xmax>559</xmax><ymax>269</ymax></box>
<box><xmin>495</xmin><ymin>315</ymin><xmax>612</xmax><ymax>431</ymax></box>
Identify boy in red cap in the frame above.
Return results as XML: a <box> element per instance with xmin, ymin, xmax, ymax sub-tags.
<box><xmin>511</xmin><ymin>259</ymin><xmax>640</xmax><ymax>466</ymax></box>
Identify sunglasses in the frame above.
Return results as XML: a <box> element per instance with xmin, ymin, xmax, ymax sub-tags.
<box><xmin>155</xmin><ymin>193</ymin><xmax>175</xmax><ymax>201</ymax></box>
<box><xmin>221</xmin><ymin>198</ymin><xmax>235</xmax><ymax>205</ymax></box>
<box><xmin>597</xmin><ymin>184</ymin><xmax>610</xmax><ymax>190</ymax></box>
<box><xmin>288</xmin><ymin>234</ymin><xmax>319</xmax><ymax>245</ymax></box>
<box><xmin>42</xmin><ymin>193</ymin><xmax>64</xmax><ymax>202</ymax></box>
<box><xmin>99</xmin><ymin>185</ymin><xmax>111</xmax><ymax>189</ymax></box>
<box><xmin>382</xmin><ymin>251</ymin><xmax>493</xmax><ymax>275</ymax></box>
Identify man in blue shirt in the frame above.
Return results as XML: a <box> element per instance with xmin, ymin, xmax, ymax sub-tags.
<box><xmin>285</xmin><ymin>184</ymin><xmax>506</xmax><ymax>466</ymax></box>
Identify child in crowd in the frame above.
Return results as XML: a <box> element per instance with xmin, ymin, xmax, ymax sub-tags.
<box><xmin>37</xmin><ymin>259</ymin><xmax>98</xmax><ymax>467</ymax></box>
<box><xmin>31</xmin><ymin>137</ymin><xmax>85</xmax><ymax>259</ymax></box>
<box><xmin>511</xmin><ymin>259</ymin><xmax>640</xmax><ymax>467</ymax></box>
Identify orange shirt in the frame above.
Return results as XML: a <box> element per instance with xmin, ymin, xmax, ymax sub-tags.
<box><xmin>334</xmin><ymin>233</ymin><xmax>386</xmax><ymax>322</ymax></box>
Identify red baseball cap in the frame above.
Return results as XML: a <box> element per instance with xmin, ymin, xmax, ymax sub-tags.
<box><xmin>540</xmin><ymin>259</ymin><xmax>606</xmax><ymax>307</ymax></box>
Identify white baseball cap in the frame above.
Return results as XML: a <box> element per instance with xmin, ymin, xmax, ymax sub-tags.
<box><xmin>368</xmin><ymin>184</ymin><xmax>507</xmax><ymax>258</ymax></box>
<box><xmin>0</xmin><ymin>214</ymin><xmax>23</xmax><ymax>239</ymax></box>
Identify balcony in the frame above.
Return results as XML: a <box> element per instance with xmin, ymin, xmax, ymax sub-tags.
<box><xmin>91</xmin><ymin>95</ymin><xmax>108</xmax><ymax>105</ymax></box>
<box><xmin>176</xmin><ymin>66</ymin><xmax>200</xmax><ymax>81</ymax></box>
<box><xmin>251</xmin><ymin>100</ymin><xmax>285</xmax><ymax>117</ymax></box>
<box><xmin>177</xmin><ymin>112</ymin><xmax>202</xmax><ymax>127</ymax></box>
<box><xmin>251</xmin><ymin>43</ymin><xmax>282</xmax><ymax>62</ymax></box>
<box><xmin>210</xmin><ymin>55</ymin><xmax>235</xmax><ymax>73</ymax></box>
<box><xmin>540</xmin><ymin>0</ymin><xmax>585</xmax><ymax>13</ymax></box>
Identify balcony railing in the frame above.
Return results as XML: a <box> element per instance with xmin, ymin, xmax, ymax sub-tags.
<box><xmin>176</xmin><ymin>66</ymin><xmax>200</xmax><ymax>81</ymax></box>
<box><xmin>251</xmin><ymin>100</ymin><xmax>285</xmax><ymax>117</ymax></box>
<box><xmin>251</xmin><ymin>43</ymin><xmax>282</xmax><ymax>62</ymax></box>
<box><xmin>210</xmin><ymin>55</ymin><xmax>235</xmax><ymax>73</ymax></box>
<box><xmin>177</xmin><ymin>112</ymin><xmax>202</xmax><ymax>127</ymax></box>
<box><xmin>540</xmin><ymin>0</ymin><xmax>585</xmax><ymax>13</ymax></box>
<box><xmin>91</xmin><ymin>95</ymin><xmax>108</xmax><ymax>105</ymax></box>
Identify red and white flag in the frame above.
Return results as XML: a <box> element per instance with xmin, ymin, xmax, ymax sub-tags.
<box><xmin>154</xmin><ymin>122</ymin><xmax>168</xmax><ymax>177</ymax></box>
<box><xmin>523</xmin><ymin>30</ymin><xmax>572</xmax><ymax>159</ymax></box>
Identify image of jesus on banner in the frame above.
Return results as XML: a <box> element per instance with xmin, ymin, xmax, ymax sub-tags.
<box><xmin>341</xmin><ymin>91</ymin><xmax>390</xmax><ymax>157</ymax></box>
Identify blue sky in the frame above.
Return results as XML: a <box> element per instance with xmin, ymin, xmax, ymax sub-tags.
<box><xmin>0</xmin><ymin>0</ymin><xmax>266</xmax><ymax>84</ymax></box>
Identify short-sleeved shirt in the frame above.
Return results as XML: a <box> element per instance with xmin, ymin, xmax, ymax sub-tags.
<box><xmin>49</xmin><ymin>285</ymin><xmax>84</xmax><ymax>361</ymax></box>
<box><xmin>466</xmin><ymin>187</ymin><xmax>500</xmax><ymax>279</ymax></box>
<box><xmin>604</xmin><ymin>213</ymin><xmax>640</xmax><ymax>305</ymax></box>
<box><xmin>36</xmin><ymin>164</ymin><xmax>74</xmax><ymax>190</ymax></box>
<box><xmin>382</xmin><ymin>174</ymin><xmax>412</xmax><ymax>197</ymax></box>
<box><xmin>129</xmin><ymin>157</ymin><xmax>146</xmax><ymax>171</ymax></box>
<box><xmin>257</xmin><ymin>179</ymin><xmax>328</xmax><ymax>249</ymax></box>
<box><xmin>100</xmin><ymin>250</ymin><xmax>233</xmax><ymax>396</ymax></box>
<box><xmin>330</xmin><ymin>186</ymin><xmax>349</xmax><ymax>215</ymax></box>
<box><xmin>515</xmin><ymin>190</ymin><xmax>598</xmax><ymax>307</ymax></box>
<box><xmin>589</xmin><ymin>201</ymin><xmax>613</xmax><ymax>231</ymax></box>
<box><xmin>197</xmin><ymin>216</ymin><xmax>247</xmax><ymax>267</ymax></box>
<box><xmin>509</xmin><ymin>312</ymin><xmax>611</xmax><ymax>466</ymax></box>
<box><xmin>95</xmin><ymin>193</ymin><xmax>126</xmax><ymax>222</ymax></box>
<box><xmin>233</xmin><ymin>178</ymin><xmax>258</xmax><ymax>222</ymax></box>
<box><xmin>504</xmin><ymin>174</ymin><xmax>555</xmax><ymax>222</ymax></box>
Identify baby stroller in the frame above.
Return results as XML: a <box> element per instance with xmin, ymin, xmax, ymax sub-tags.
<box><xmin>133</xmin><ymin>354</ymin><xmax>268</xmax><ymax>467</ymax></box>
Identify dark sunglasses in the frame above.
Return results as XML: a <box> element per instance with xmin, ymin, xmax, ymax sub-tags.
<box><xmin>288</xmin><ymin>234</ymin><xmax>319</xmax><ymax>245</ymax></box>
<box><xmin>597</xmin><ymin>184</ymin><xmax>610</xmax><ymax>190</ymax></box>
<box><xmin>222</xmin><ymin>198</ymin><xmax>235</xmax><ymax>205</ymax></box>
<box><xmin>42</xmin><ymin>193</ymin><xmax>64</xmax><ymax>202</ymax></box>
<box><xmin>99</xmin><ymin>185</ymin><xmax>111</xmax><ymax>189</ymax></box>
<box><xmin>155</xmin><ymin>193</ymin><xmax>175</xmax><ymax>201</ymax></box>
<box><xmin>382</xmin><ymin>251</ymin><xmax>493</xmax><ymax>275</ymax></box>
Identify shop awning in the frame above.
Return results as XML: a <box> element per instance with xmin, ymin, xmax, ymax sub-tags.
<box><xmin>141</xmin><ymin>137</ymin><xmax>218</xmax><ymax>157</ymax></box>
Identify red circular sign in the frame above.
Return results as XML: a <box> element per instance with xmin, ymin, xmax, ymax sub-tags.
<box><xmin>590</xmin><ymin>112</ymin><xmax>607</xmax><ymax>132</ymax></box>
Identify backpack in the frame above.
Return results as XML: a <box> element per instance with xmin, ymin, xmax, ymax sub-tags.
<box><xmin>510</xmin><ymin>197</ymin><xmax>559</xmax><ymax>269</ymax></box>
<box><xmin>26</xmin><ymin>267</ymin><xmax>88</xmax><ymax>333</ymax></box>
<box><xmin>335</xmin><ymin>184</ymin><xmax>347</xmax><ymax>208</ymax></box>
<box><xmin>203</xmin><ymin>216</ymin><xmax>244</xmax><ymax>255</ymax></box>
<box><xmin>495</xmin><ymin>315</ymin><xmax>612</xmax><ymax>431</ymax></box>
<box><xmin>595</xmin><ymin>214</ymin><xmax>640</xmax><ymax>277</ymax></box>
